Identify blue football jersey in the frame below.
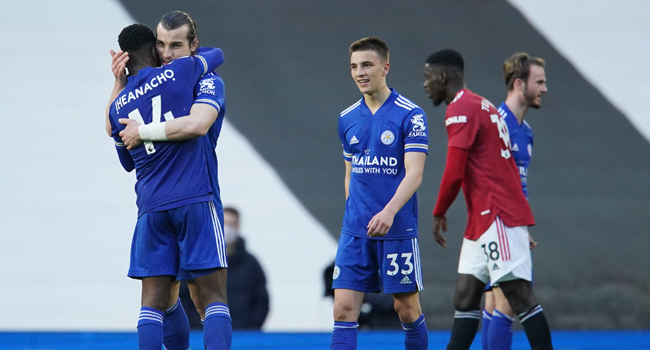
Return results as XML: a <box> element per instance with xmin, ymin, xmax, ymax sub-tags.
<box><xmin>109</xmin><ymin>47</ymin><xmax>224</xmax><ymax>216</ymax></box>
<box><xmin>193</xmin><ymin>71</ymin><xmax>226</xmax><ymax>209</ymax></box>
<box><xmin>338</xmin><ymin>89</ymin><xmax>428</xmax><ymax>240</ymax></box>
<box><xmin>498</xmin><ymin>102</ymin><xmax>534</xmax><ymax>198</ymax></box>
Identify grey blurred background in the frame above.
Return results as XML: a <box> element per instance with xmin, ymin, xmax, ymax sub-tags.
<box><xmin>117</xmin><ymin>0</ymin><xmax>650</xmax><ymax>329</ymax></box>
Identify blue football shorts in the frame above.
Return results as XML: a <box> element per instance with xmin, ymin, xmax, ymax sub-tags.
<box><xmin>128</xmin><ymin>200</ymin><xmax>228</xmax><ymax>280</ymax></box>
<box><xmin>332</xmin><ymin>233</ymin><xmax>423</xmax><ymax>294</ymax></box>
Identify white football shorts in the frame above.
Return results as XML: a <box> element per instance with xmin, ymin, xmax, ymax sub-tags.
<box><xmin>457</xmin><ymin>216</ymin><xmax>532</xmax><ymax>284</ymax></box>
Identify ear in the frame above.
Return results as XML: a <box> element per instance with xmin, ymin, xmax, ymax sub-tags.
<box><xmin>190</xmin><ymin>38</ymin><xmax>199</xmax><ymax>55</ymax></box>
<box><xmin>151</xmin><ymin>46</ymin><xmax>161</xmax><ymax>65</ymax></box>
<box><xmin>382</xmin><ymin>61</ymin><xmax>390</xmax><ymax>76</ymax></box>
<box><xmin>440</xmin><ymin>71</ymin><xmax>447</xmax><ymax>84</ymax></box>
<box><xmin>515</xmin><ymin>78</ymin><xmax>526</xmax><ymax>91</ymax></box>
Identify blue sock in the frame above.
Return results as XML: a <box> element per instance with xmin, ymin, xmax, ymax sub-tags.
<box><xmin>201</xmin><ymin>318</ymin><xmax>206</xmax><ymax>350</ymax></box>
<box><xmin>488</xmin><ymin>310</ymin><xmax>514</xmax><ymax>350</ymax></box>
<box><xmin>163</xmin><ymin>298</ymin><xmax>190</xmax><ymax>350</ymax></box>
<box><xmin>402</xmin><ymin>314</ymin><xmax>428</xmax><ymax>350</ymax></box>
<box><xmin>331</xmin><ymin>321</ymin><xmax>358</xmax><ymax>350</ymax></box>
<box><xmin>481</xmin><ymin>309</ymin><xmax>492</xmax><ymax>350</ymax></box>
<box><xmin>137</xmin><ymin>307</ymin><xmax>164</xmax><ymax>350</ymax></box>
<box><xmin>203</xmin><ymin>302</ymin><xmax>232</xmax><ymax>350</ymax></box>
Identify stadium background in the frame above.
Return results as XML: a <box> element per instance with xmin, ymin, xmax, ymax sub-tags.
<box><xmin>1</xmin><ymin>0</ymin><xmax>649</xmax><ymax>348</ymax></box>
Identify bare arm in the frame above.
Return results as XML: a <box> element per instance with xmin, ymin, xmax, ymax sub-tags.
<box><xmin>118</xmin><ymin>104</ymin><xmax>219</xmax><ymax>149</ymax></box>
<box><xmin>344</xmin><ymin>160</ymin><xmax>352</xmax><ymax>200</ymax></box>
<box><xmin>367</xmin><ymin>152</ymin><xmax>426</xmax><ymax>237</ymax></box>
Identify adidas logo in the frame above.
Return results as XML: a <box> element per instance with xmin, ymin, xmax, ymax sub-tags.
<box><xmin>511</xmin><ymin>143</ymin><xmax>519</xmax><ymax>152</ymax></box>
<box><xmin>350</xmin><ymin>135</ymin><xmax>359</xmax><ymax>144</ymax></box>
<box><xmin>492</xmin><ymin>263</ymin><xmax>500</xmax><ymax>271</ymax></box>
<box><xmin>400</xmin><ymin>276</ymin><xmax>412</xmax><ymax>284</ymax></box>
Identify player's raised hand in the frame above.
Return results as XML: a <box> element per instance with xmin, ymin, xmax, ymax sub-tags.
<box><xmin>118</xmin><ymin>118</ymin><xmax>142</xmax><ymax>150</ymax></box>
<box><xmin>110</xmin><ymin>49</ymin><xmax>129</xmax><ymax>87</ymax></box>
<box><xmin>432</xmin><ymin>215</ymin><xmax>447</xmax><ymax>248</ymax></box>
<box><xmin>367</xmin><ymin>210</ymin><xmax>394</xmax><ymax>238</ymax></box>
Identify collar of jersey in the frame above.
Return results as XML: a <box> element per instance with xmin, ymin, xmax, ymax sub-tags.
<box><xmin>126</xmin><ymin>66</ymin><xmax>155</xmax><ymax>86</ymax></box>
<box><xmin>450</xmin><ymin>89</ymin><xmax>469</xmax><ymax>105</ymax></box>
<box><xmin>499</xmin><ymin>101</ymin><xmax>529</xmax><ymax>129</ymax></box>
<box><xmin>359</xmin><ymin>88</ymin><xmax>399</xmax><ymax>117</ymax></box>
<box><xmin>499</xmin><ymin>102</ymin><xmax>515</xmax><ymax>120</ymax></box>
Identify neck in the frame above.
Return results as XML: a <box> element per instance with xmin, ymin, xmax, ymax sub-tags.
<box><xmin>363</xmin><ymin>85</ymin><xmax>391</xmax><ymax>113</ymax></box>
<box><xmin>126</xmin><ymin>62</ymin><xmax>150</xmax><ymax>77</ymax></box>
<box><xmin>504</xmin><ymin>92</ymin><xmax>528</xmax><ymax>124</ymax></box>
<box><xmin>444</xmin><ymin>80</ymin><xmax>466</xmax><ymax>105</ymax></box>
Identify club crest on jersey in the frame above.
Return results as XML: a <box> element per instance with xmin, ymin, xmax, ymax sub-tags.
<box><xmin>333</xmin><ymin>266</ymin><xmax>341</xmax><ymax>280</ymax></box>
<box><xmin>381</xmin><ymin>130</ymin><xmax>395</xmax><ymax>145</ymax></box>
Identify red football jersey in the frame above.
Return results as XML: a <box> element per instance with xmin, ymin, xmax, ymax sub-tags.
<box><xmin>444</xmin><ymin>89</ymin><xmax>534</xmax><ymax>240</ymax></box>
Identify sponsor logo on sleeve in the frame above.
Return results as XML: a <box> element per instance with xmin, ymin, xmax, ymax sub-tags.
<box><xmin>408</xmin><ymin>113</ymin><xmax>427</xmax><ymax>137</ymax></box>
<box><xmin>445</xmin><ymin>115</ymin><xmax>467</xmax><ymax>126</ymax></box>
<box><xmin>350</xmin><ymin>135</ymin><xmax>359</xmax><ymax>144</ymax></box>
<box><xmin>198</xmin><ymin>78</ymin><xmax>216</xmax><ymax>95</ymax></box>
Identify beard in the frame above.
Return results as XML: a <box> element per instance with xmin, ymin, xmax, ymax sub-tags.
<box><xmin>524</xmin><ymin>89</ymin><xmax>542</xmax><ymax>109</ymax></box>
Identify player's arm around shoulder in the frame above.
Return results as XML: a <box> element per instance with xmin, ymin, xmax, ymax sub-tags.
<box><xmin>119</xmin><ymin>74</ymin><xmax>223</xmax><ymax>148</ymax></box>
<box><xmin>164</xmin><ymin>103</ymin><xmax>219</xmax><ymax>140</ymax></box>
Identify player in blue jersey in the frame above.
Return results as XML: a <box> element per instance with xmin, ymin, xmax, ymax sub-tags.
<box><xmin>481</xmin><ymin>53</ymin><xmax>547</xmax><ymax>350</ymax></box>
<box><xmin>107</xmin><ymin>24</ymin><xmax>230</xmax><ymax>350</ymax></box>
<box><xmin>107</xmin><ymin>12</ymin><xmax>230</xmax><ymax>350</ymax></box>
<box><xmin>332</xmin><ymin>37</ymin><xmax>429</xmax><ymax>350</ymax></box>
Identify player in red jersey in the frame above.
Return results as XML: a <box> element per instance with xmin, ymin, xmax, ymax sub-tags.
<box><xmin>422</xmin><ymin>49</ymin><xmax>553</xmax><ymax>350</ymax></box>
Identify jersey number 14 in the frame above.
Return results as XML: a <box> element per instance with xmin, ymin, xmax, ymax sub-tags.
<box><xmin>128</xmin><ymin>95</ymin><xmax>175</xmax><ymax>155</ymax></box>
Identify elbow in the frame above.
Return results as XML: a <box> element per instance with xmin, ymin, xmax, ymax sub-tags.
<box><xmin>188</xmin><ymin>121</ymin><xmax>210</xmax><ymax>137</ymax></box>
<box><xmin>411</xmin><ymin>173</ymin><xmax>423</xmax><ymax>190</ymax></box>
<box><xmin>122</xmin><ymin>163</ymin><xmax>135</xmax><ymax>172</ymax></box>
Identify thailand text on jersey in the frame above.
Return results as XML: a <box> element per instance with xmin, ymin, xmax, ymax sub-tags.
<box><xmin>498</xmin><ymin>102</ymin><xmax>534</xmax><ymax>198</ymax></box>
<box><xmin>109</xmin><ymin>47</ymin><xmax>224</xmax><ymax>216</ymax></box>
<box><xmin>338</xmin><ymin>89</ymin><xmax>428</xmax><ymax>240</ymax></box>
<box><xmin>444</xmin><ymin>89</ymin><xmax>534</xmax><ymax>240</ymax></box>
<box><xmin>193</xmin><ymin>71</ymin><xmax>226</xmax><ymax>209</ymax></box>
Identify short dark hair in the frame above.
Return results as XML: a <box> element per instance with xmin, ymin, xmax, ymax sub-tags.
<box><xmin>349</xmin><ymin>37</ymin><xmax>389</xmax><ymax>62</ymax></box>
<box><xmin>223</xmin><ymin>206</ymin><xmax>240</xmax><ymax>221</ymax></box>
<box><xmin>426</xmin><ymin>49</ymin><xmax>464</xmax><ymax>72</ymax></box>
<box><xmin>118</xmin><ymin>24</ymin><xmax>156</xmax><ymax>53</ymax></box>
<box><xmin>503</xmin><ymin>52</ymin><xmax>545</xmax><ymax>90</ymax></box>
<box><xmin>159</xmin><ymin>11</ymin><xmax>198</xmax><ymax>46</ymax></box>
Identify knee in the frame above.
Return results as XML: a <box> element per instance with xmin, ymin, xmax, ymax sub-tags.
<box><xmin>505</xmin><ymin>294</ymin><xmax>537</xmax><ymax>315</ymax></box>
<box><xmin>143</xmin><ymin>289</ymin><xmax>171</xmax><ymax>312</ymax></box>
<box><xmin>500</xmin><ymin>280</ymin><xmax>537</xmax><ymax>315</ymax></box>
<box><xmin>453</xmin><ymin>289</ymin><xmax>481</xmax><ymax>311</ymax></box>
<box><xmin>333</xmin><ymin>300</ymin><xmax>358</xmax><ymax>322</ymax></box>
<box><xmin>393</xmin><ymin>302</ymin><xmax>420</xmax><ymax>324</ymax></box>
